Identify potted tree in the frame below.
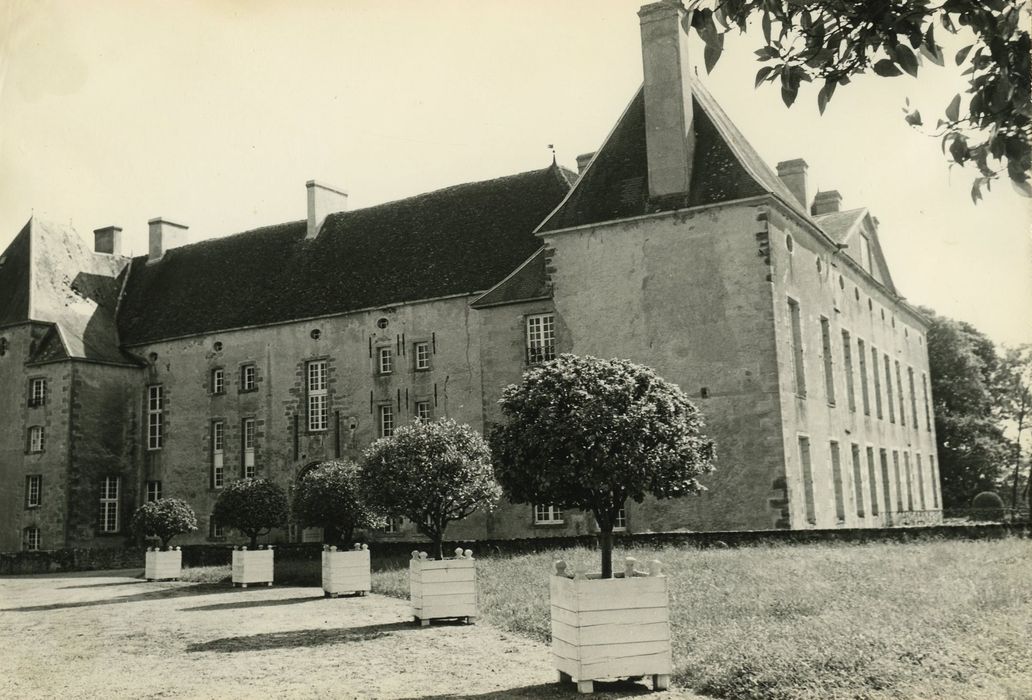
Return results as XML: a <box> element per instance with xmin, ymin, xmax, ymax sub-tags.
<box><xmin>293</xmin><ymin>459</ymin><xmax>385</xmax><ymax>597</ymax></box>
<box><xmin>213</xmin><ymin>478</ymin><xmax>289</xmax><ymax>588</ymax></box>
<box><xmin>360</xmin><ymin>418</ymin><xmax>500</xmax><ymax>625</ymax></box>
<box><xmin>491</xmin><ymin>354</ymin><xmax>716</xmax><ymax>693</ymax></box>
<box><xmin>132</xmin><ymin>498</ymin><xmax>198</xmax><ymax>581</ymax></box>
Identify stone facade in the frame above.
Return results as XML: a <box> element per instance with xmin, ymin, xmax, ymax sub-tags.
<box><xmin>0</xmin><ymin>1</ymin><xmax>940</xmax><ymax>552</ymax></box>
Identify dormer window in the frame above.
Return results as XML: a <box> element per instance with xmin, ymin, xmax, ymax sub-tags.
<box><xmin>859</xmin><ymin>234</ymin><xmax>872</xmax><ymax>273</ymax></box>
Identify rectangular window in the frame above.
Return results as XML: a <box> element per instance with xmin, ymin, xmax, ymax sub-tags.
<box><xmin>414</xmin><ymin>400</ymin><xmax>431</xmax><ymax>421</ymax></box>
<box><xmin>798</xmin><ymin>436</ymin><xmax>816</xmax><ymax>525</ymax></box>
<box><xmin>243</xmin><ymin>418</ymin><xmax>256</xmax><ymax>479</ymax></box>
<box><xmin>211</xmin><ymin>368</ymin><xmax>225</xmax><ymax>394</ymax></box>
<box><xmin>379</xmin><ymin>404</ymin><xmax>394</xmax><ymax>438</ymax></box>
<box><xmin>26</xmin><ymin>475</ymin><xmax>42</xmax><ymax>508</ymax></box>
<box><xmin>100</xmin><ymin>476</ymin><xmax>120</xmax><ymax>533</ymax></box>
<box><xmin>922</xmin><ymin>373</ymin><xmax>932</xmax><ymax>431</ymax></box>
<box><xmin>842</xmin><ymin>330</ymin><xmax>855</xmax><ymax>412</ymax></box>
<box><xmin>859</xmin><ymin>235</ymin><xmax>872</xmax><ymax>273</ymax></box>
<box><xmin>534</xmin><ymin>504</ymin><xmax>563</xmax><ymax>524</ymax></box>
<box><xmin>613</xmin><ymin>508</ymin><xmax>627</xmax><ymax>531</ymax></box>
<box><xmin>884</xmin><ymin>355</ymin><xmax>895</xmax><ymax>423</ymax></box>
<box><xmin>28</xmin><ymin>426</ymin><xmax>45</xmax><ymax>453</ymax></box>
<box><xmin>414</xmin><ymin>342</ymin><xmax>430</xmax><ymax>371</ymax></box>
<box><xmin>916</xmin><ymin>453</ymin><xmax>927</xmax><ymax>510</ymax></box>
<box><xmin>241</xmin><ymin>364</ymin><xmax>257</xmax><ymax>391</ymax></box>
<box><xmin>24</xmin><ymin>527</ymin><xmax>40</xmax><ymax>551</ymax></box>
<box><xmin>895</xmin><ymin>361</ymin><xmax>906</xmax><ymax>426</ymax></box>
<box><xmin>212</xmin><ymin>421</ymin><xmax>225</xmax><ymax>488</ymax></box>
<box><xmin>930</xmin><ymin>455</ymin><xmax>940</xmax><ymax>508</ymax></box>
<box><xmin>146</xmin><ymin>480</ymin><xmax>162</xmax><ymax>502</ymax></box>
<box><xmin>210</xmin><ymin>516</ymin><xmax>224</xmax><ymax>539</ymax></box>
<box><xmin>830</xmin><ymin>441</ymin><xmax>845</xmax><ymax>523</ymax></box>
<box><xmin>526</xmin><ymin>313</ymin><xmax>556</xmax><ymax>364</ymax></box>
<box><xmin>788</xmin><ymin>299</ymin><xmax>806</xmax><ymax>396</ymax></box>
<box><xmin>147</xmin><ymin>385</ymin><xmax>163</xmax><ymax>450</ymax></box>
<box><xmin>384</xmin><ymin>516</ymin><xmax>403</xmax><ymax>534</ymax></box>
<box><xmin>908</xmin><ymin>367</ymin><xmax>918</xmax><ymax>432</ymax></box>
<box><xmin>378</xmin><ymin>347</ymin><xmax>393</xmax><ymax>374</ymax></box>
<box><xmin>850</xmin><ymin>444</ymin><xmax>865</xmax><ymax>517</ymax></box>
<box><xmin>904</xmin><ymin>452</ymin><xmax>913</xmax><ymax>511</ymax></box>
<box><xmin>879</xmin><ymin>449</ymin><xmax>892</xmax><ymax>517</ymax></box>
<box><xmin>29</xmin><ymin>377</ymin><xmax>46</xmax><ymax>407</ymax></box>
<box><xmin>307</xmin><ymin>360</ymin><xmax>328</xmax><ymax>432</ymax></box>
<box><xmin>866</xmin><ymin>447</ymin><xmax>879</xmax><ymax>516</ymax></box>
<box><xmin>857</xmin><ymin>339</ymin><xmax>870</xmax><ymax>415</ymax></box>
<box><xmin>872</xmin><ymin>346</ymin><xmax>883</xmax><ymax>419</ymax></box>
<box><xmin>821</xmin><ymin>317</ymin><xmax>835</xmax><ymax>405</ymax></box>
<box><xmin>892</xmin><ymin>450</ymin><xmax>903</xmax><ymax>512</ymax></box>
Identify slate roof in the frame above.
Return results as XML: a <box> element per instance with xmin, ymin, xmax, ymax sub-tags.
<box><xmin>0</xmin><ymin>216</ymin><xmax>130</xmax><ymax>363</ymax></box>
<box><xmin>118</xmin><ymin>166</ymin><xmax>573</xmax><ymax>345</ymax></box>
<box><xmin>814</xmin><ymin>208</ymin><xmax>866</xmax><ymax>244</ymax></box>
<box><xmin>537</xmin><ymin>78</ymin><xmax>812</xmax><ymax>234</ymax></box>
<box><xmin>470</xmin><ymin>248</ymin><xmax>550</xmax><ymax>308</ymax></box>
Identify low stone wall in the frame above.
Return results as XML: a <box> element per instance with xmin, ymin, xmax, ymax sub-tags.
<box><xmin>3</xmin><ymin>522</ymin><xmax>1028</xmax><ymax>575</ymax></box>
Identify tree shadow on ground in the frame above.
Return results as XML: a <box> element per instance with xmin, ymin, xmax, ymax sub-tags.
<box><xmin>186</xmin><ymin>620</ymin><xmax>416</xmax><ymax>653</ymax></box>
<box><xmin>2</xmin><ymin>583</ymin><xmax>237</xmax><ymax>612</ymax></box>
<box><xmin>405</xmin><ymin>678</ymin><xmax>662</xmax><ymax>699</ymax></box>
<box><xmin>181</xmin><ymin>594</ymin><xmax>327</xmax><ymax>612</ymax></box>
<box><xmin>60</xmin><ymin>579</ymin><xmax>147</xmax><ymax>589</ymax></box>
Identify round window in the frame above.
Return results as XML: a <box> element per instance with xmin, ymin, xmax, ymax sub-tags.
<box><xmin>148</xmin><ymin>352</ymin><xmax>158</xmax><ymax>362</ymax></box>
<box><xmin>785</xmin><ymin>235</ymin><xmax>794</xmax><ymax>253</ymax></box>
<box><xmin>854</xmin><ymin>288</ymin><xmax>860</xmax><ymax>301</ymax></box>
<box><xmin>838</xmin><ymin>275</ymin><xmax>845</xmax><ymax>290</ymax></box>
<box><xmin>376</xmin><ymin>317</ymin><xmax>389</xmax><ymax>330</ymax></box>
<box><xmin>213</xmin><ymin>341</ymin><xmax>223</xmax><ymax>352</ymax></box>
<box><xmin>816</xmin><ymin>258</ymin><xmax>823</xmax><ymax>274</ymax></box>
<box><xmin>310</xmin><ymin>328</ymin><xmax>321</xmax><ymax>340</ymax></box>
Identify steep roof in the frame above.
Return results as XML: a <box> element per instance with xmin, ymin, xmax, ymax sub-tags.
<box><xmin>815</xmin><ymin>207</ymin><xmax>897</xmax><ymax>294</ymax></box>
<box><xmin>815</xmin><ymin>208</ymin><xmax>866</xmax><ymax>244</ymax></box>
<box><xmin>0</xmin><ymin>217</ymin><xmax>131</xmax><ymax>363</ymax></box>
<box><xmin>537</xmin><ymin>78</ymin><xmax>812</xmax><ymax>234</ymax></box>
<box><xmin>470</xmin><ymin>248</ymin><xmax>550</xmax><ymax>308</ymax></box>
<box><xmin>118</xmin><ymin>166</ymin><xmax>573</xmax><ymax>344</ymax></box>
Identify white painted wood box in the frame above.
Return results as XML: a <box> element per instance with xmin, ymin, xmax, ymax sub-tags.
<box><xmin>321</xmin><ymin>544</ymin><xmax>371</xmax><ymax>597</ymax></box>
<box><xmin>231</xmin><ymin>546</ymin><xmax>274</xmax><ymax>587</ymax></box>
<box><xmin>409</xmin><ymin>548</ymin><xmax>477</xmax><ymax>625</ymax></box>
<box><xmin>550</xmin><ymin>557</ymin><xmax>672</xmax><ymax>694</ymax></box>
<box><xmin>144</xmin><ymin>547</ymin><xmax>182</xmax><ymax>581</ymax></box>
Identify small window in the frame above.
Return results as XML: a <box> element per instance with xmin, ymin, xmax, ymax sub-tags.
<box><xmin>243</xmin><ymin>418</ymin><xmax>256</xmax><ymax>478</ymax></box>
<box><xmin>785</xmin><ymin>234</ymin><xmax>794</xmax><ymax>252</ymax></box>
<box><xmin>376</xmin><ymin>317</ymin><xmax>389</xmax><ymax>329</ymax></box>
<box><xmin>23</xmin><ymin>527</ymin><xmax>41</xmax><ymax>551</ymax></box>
<box><xmin>526</xmin><ymin>314</ymin><xmax>556</xmax><ymax>364</ymax></box>
<box><xmin>212</xmin><ymin>421</ymin><xmax>225</xmax><ymax>488</ymax></box>
<box><xmin>28</xmin><ymin>426</ymin><xmax>45</xmax><ymax>453</ymax></box>
<box><xmin>379</xmin><ymin>404</ymin><xmax>394</xmax><ymax>438</ymax></box>
<box><xmin>378</xmin><ymin>347</ymin><xmax>393</xmax><ymax>374</ymax></box>
<box><xmin>307</xmin><ymin>360</ymin><xmax>328</xmax><ymax>432</ymax></box>
<box><xmin>28</xmin><ymin>378</ymin><xmax>46</xmax><ymax>407</ymax></box>
<box><xmin>613</xmin><ymin>508</ymin><xmax>627</xmax><ymax>531</ymax></box>
<box><xmin>838</xmin><ymin>275</ymin><xmax>845</xmax><ymax>290</ymax></box>
<box><xmin>100</xmin><ymin>476</ymin><xmax>120</xmax><ymax>533</ymax></box>
<box><xmin>241</xmin><ymin>364</ymin><xmax>257</xmax><ymax>391</ymax></box>
<box><xmin>211</xmin><ymin>368</ymin><xmax>225</xmax><ymax>395</ymax></box>
<box><xmin>816</xmin><ymin>258</ymin><xmax>823</xmax><ymax>274</ymax></box>
<box><xmin>25</xmin><ymin>475</ymin><xmax>42</xmax><ymax>508</ymax></box>
<box><xmin>414</xmin><ymin>400</ymin><xmax>432</xmax><ymax>421</ymax></box>
<box><xmin>383</xmin><ymin>516</ymin><xmax>403</xmax><ymax>534</ymax></box>
<box><xmin>310</xmin><ymin>328</ymin><xmax>321</xmax><ymax>340</ymax></box>
<box><xmin>147</xmin><ymin>385</ymin><xmax>163</xmax><ymax>450</ymax></box>
<box><xmin>210</xmin><ymin>516</ymin><xmax>224</xmax><ymax>539</ymax></box>
<box><xmin>414</xmin><ymin>342</ymin><xmax>431</xmax><ymax>371</ymax></box>
<box><xmin>213</xmin><ymin>341</ymin><xmax>223</xmax><ymax>352</ymax></box>
<box><xmin>146</xmin><ymin>480</ymin><xmax>162</xmax><ymax>502</ymax></box>
<box><xmin>534</xmin><ymin>504</ymin><xmax>563</xmax><ymax>524</ymax></box>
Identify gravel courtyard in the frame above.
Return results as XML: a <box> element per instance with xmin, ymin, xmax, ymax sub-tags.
<box><xmin>0</xmin><ymin>570</ymin><xmax>699</xmax><ymax>699</ymax></box>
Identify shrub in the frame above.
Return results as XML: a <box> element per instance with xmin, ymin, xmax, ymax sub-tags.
<box><xmin>213</xmin><ymin>478</ymin><xmax>289</xmax><ymax>549</ymax></box>
<box><xmin>490</xmin><ymin>354</ymin><xmax>716</xmax><ymax>578</ymax></box>
<box><xmin>131</xmin><ymin>498</ymin><xmax>198</xmax><ymax>549</ymax></box>
<box><xmin>292</xmin><ymin>459</ymin><xmax>385</xmax><ymax>545</ymax></box>
<box><xmin>971</xmin><ymin>491</ymin><xmax>1005</xmax><ymax>521</ymax></box>
<box><xmin>360</xmin><ymin>418</ymin><xmax>501</xmax><ymax>559</ymax></box>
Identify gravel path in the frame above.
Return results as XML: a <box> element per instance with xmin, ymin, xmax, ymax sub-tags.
<box><xmin>0</xmin><ymin>570</ymin><xmax>703</xmax><ymax>699</ymax></box>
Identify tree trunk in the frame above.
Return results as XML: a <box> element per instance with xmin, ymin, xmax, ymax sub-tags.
<box><xmin>599</xmin><ymin>524</ymin><xmax>614</xmax><ymax>579</ymax></box>
<box><xmin>342</xmin><ymin>525</ymin><xmax>354</xmax><ymax>546</ymax></box>
<box><xmin>249</xmin><ymin>531</ymin><xmax>258</xmax><ymax>550</ymax></box>
<box><xmin>161</xmin><ymin>536</ymin><xmax>171</xmax><ymax>550</ymax></box>
<box><xmin>434</xmin><ymin>532</ymin><xmax>445</xmax><ymax>561</ymax></box>
<box><xmin>1009</xmin><ymin>406</ymin><xmax>1025</xmax><ymax>517</ymax></box>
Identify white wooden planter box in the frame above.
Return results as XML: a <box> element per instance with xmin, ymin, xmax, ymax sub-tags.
<box><xmin>144</xmin><ymin>547</ymin><xmax>182</xmax><ymax>581</ymax></box>
<box><xmin>231</xmin><ymin>546</ymin><xmax>274</xmax><ymax>587</ymax></box>
<box><xmin>322</xmin><ymin>544</ymin><xmax>371</xmax><ymax>597</ymax></box>
<box><xmin>550</xmin><ymin>557</ymin><xmax>672</xmax><ymax>694</ymax></box>
<box><xmin>409</xmin><ymin>548</ymin><xmax>477</xmax><ymax>625</ymax></box>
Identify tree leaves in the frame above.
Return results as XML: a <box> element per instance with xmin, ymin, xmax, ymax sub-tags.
<box><xmin>873</xmin><ymin>59</ymin><xmax>904</xmax><ymax>77</ymax></box>
<box><xmin>132</xmin><ymin>498</ymin><xmax>198</xmax><ymax>547</ymax></box>
<box><xmin>891</xmin><ymin>44</ymin><xmax>920</xmax><ymax>77</ymax></box>
<box><xmin>945</xmin><ymin>94</ymin><xmax>962</xmax><ymax>122</ymax></box>
<box><xmin>817</xmin><ymin>79</ymin><xmax>837</xmax><ymax>115</ymax></box>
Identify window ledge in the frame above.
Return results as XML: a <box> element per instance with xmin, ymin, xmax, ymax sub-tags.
<box><xmin>533</xmin><ymin>521</ymin><xmax>565</xmax><ymax>527</ymax></box>
<box><xmin>238</xmin><ymin>388</ymin><xmax>258</xmax><ymax>394</ymax></box>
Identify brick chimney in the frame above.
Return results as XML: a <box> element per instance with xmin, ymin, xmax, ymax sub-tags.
<box><xmin>776</xmin><ymin>159</ymin><xmax>811</xmax><ymax>210</ymax></box>
<box><xmin>306</xmin><ymin>180</ymin><xmax>348</xmax><ymax>240</ymax></box>
<box><xmin>576</xmin><ymin>152</ymin><xmax>596</xmax><ymax>174</ymax></box>
<box><xmin>812</xmin><ymin>190</ymin><xmax>843</xmax><ymax>215</ymax></box>
<box><xmin>148</xmin><ymin>218</ymin><xmax>188</xmax><ymax>262</ymax></box>
<box><xmin>93</xmin><ymin>226</ymin><xmax>122</xmax><ymax>256</ymax></box>
<box><xmin>639</xmin><ymin>1</ymin><xmax>695</xmax><ymax>199</ymax></box>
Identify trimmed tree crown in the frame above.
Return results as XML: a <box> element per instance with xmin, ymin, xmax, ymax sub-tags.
<box><xmin>131</xmin><ymin>498</ymin><xmax>198</xmax><ymax>548</ymax></box>
<box><xmin>292</xmin><ymin>459</ymin><xmax>386</xmax><ymax>543</ymax></box>
<box><xmin>359</xmin><ymin>418</ymin><xmax>501</xmax><ymax>559</ymax></box>
<box><xmin>212</xmin><ymin>478</ymin><xmax>289</xmax><ymax>548</ymax></box>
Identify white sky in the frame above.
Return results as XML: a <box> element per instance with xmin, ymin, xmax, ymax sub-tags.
<box><xmin>1</xmin><ymin>0</ymin><xmax>1029</xmax><ymax>346</ymax></box>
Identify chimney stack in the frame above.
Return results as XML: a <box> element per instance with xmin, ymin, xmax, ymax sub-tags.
<box><xmin>93</xmin><ymin>226</ymin><xmax>122</xmax><ymax>256</ymax></box>
<box><xmin>776</xmin><ymin>159</ymin><xmax>811</xmax><ymax>210</ymax></box>
<box><xmin>639</xmin><ymin>1</ymin><xmax>695</xmax><ymax>199</ymax></box>
<box><xmin>306</xmin><ymin>180</ymin><xmax>348</xmax><ymax>240</ymax></box>
<box><xmin>148</xmin><ymin>218</ymin><xmax>188</xmax><ymax>262</ymax></box>
<box><xmin>812</xmin><ymin>190</ymin><xmax>843</xmax><ymax>215</ymax></box>
<box><xmin>576</xmin><ymin>152</ymin><xmax>596</xmax><ymax>175</ymax></box>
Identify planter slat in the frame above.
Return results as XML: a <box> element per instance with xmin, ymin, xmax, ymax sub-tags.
<box><xmin>553</xmin><ymin>639</ymin><xmax>672</xmax><ymax>662</ymax></box>
<box><xmin>552</xmin><ymin>620</ymin><xmax>669</xmax><ymax>646</ymax></box>
<box><xmin>551</xmin><ymin>605</ymin><xmax>669</xmax><ymax>627</ymax></box>
<box><xmin>579</xmin><ymin>652</ymin><xmax>672</xmax><ymax>680</ymax></box>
